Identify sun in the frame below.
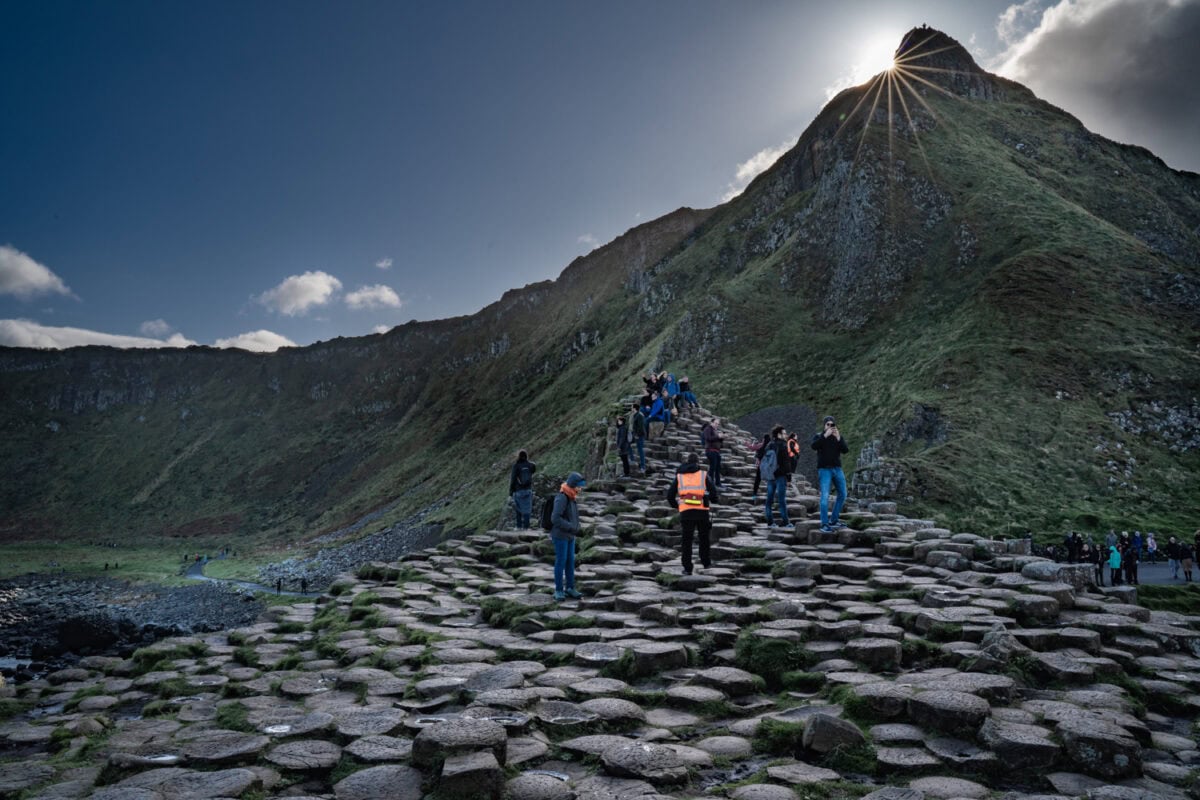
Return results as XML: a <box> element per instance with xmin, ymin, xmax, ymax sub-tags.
<box><xmin>848</xmin><ymin>30</ymin><xmax>902</xmax><ymax>84</ymax></box>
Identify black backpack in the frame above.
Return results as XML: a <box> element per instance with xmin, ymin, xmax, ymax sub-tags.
<box><xmin>515</xmin><ymin>462</ymin><xmax>533</xmax><ymax>490</ymax></box>
<box><xmin>539</xmin><ymin>494</ymin><xmax>559</xmax><ymax>531</ymax></box>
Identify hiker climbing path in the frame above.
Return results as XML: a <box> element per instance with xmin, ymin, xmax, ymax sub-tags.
<box><xmin>1</xmin><ymin>398</ymin><xmax>1198</xmax><ymax>799</ymax></box>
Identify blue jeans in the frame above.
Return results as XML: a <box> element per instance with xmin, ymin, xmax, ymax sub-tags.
<box><xmin>553</xmin><ymin>537</ymin><xmax>576</xmax><ymax>593</ymax></box>
<box><xmin>512</xmin><ymin>489</ymin><xmax>532</xmax><ymax>528</ymax></box>
<box><xmin>636</xmin><ymin>436</ymin><xmax>645</xmax><ymax>470</ymax></box>
<box><xmin>682</xmin><ymin>391</ymin><xmax>697</xmax><ymax>407</ymax></box>
<box><xmin>819</xmin><ymin>467</ymin><xmax>847</xmax><ymax>527</ymax></box>
<box><xmin>765</xmin><ymin>477</ymin><xmax>789</xmax><ymax>525</ymax></box>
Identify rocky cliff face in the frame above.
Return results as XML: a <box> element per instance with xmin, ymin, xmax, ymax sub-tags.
<box><xmin>1</xmin><ymin>27</ymin><xmax>1198</xmax><ymax>552</ymax></box>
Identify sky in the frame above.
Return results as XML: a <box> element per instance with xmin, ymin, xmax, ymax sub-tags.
<box><xmin>2</xmin><ymin>0</ymin><xmax>1198</xmax><ymax>351</ymax></box>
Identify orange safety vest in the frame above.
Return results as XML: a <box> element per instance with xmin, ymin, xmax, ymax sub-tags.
<box><xmin>676</xmin><ymin>470</ymin><xmax>709</xmax><ymax>514</ymax></box>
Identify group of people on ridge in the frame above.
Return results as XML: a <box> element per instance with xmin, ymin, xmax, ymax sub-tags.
<box><xmin>613</xmin><ymin>372</ymin><xmax>701</xmax><ymax>477</ymax></box>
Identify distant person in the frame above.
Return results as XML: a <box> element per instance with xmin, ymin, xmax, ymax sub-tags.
<box><xmin>549</xmin><ymin>472</ymin><xmax>586</xmax><ymax>601</ymax></box>
<box><xmin>276</xmin><ymin>578</ymin><xmax>282</xmax><ymax>594</ymax></box>
<box><xmin>1166</xmin><ymin>536</ymin><xmax>1181</xmax><ymax>579</ymax></box>
<box><xmin>751</xmin><ymin>433</ymin><xmax>771</xmax><ymax>502</ymax></box>
<box><xmin>665</xmin><ymin>374</ymin><xmax>681</xmax><ymax>413</ymax></box>
<box><xmin>647</xmin><ymin>389</ymin><xmax>671</xmax><ymax>434</ymax></box>
<box><xmin>812</xmin><ymin>416</ymin><xmax>850</xmax><ymax>533</ymax></box>
<box><xmin>1146</xmin><ymin>533</ymin><xmax>1158</xmax><ymax>563</ymax></box>
<box><xmin>701</xmin><ymin>418</ymin><xmax>723</xmax><ymax>487</ymax></box>
<box><xmin>1108</xmin><ymin>545</ymin><xmax>1122</xmax><ymax>586</ymax></box>
<box><xmin>1123</xmin><ymin>537</ymin><xmax>1139</xmax><ymax>585</ymax></box>
<box><xmin>631</xmin><ymin>403</ymin><xmax>647</xmax><ymax>474</ymax></box>
<box><xmin>1088</xmin><ymin>542</ymin><xmax>1103</xmax><ymax>586</ymax></box>
<box><xmin>509</xmin><ymin>449</ymin><xmax>537</xmax><ymax>529</ymax></box>
<box><xmin>1180</xmin><ymin>540</ymin><xmax>1195</xmax><ymax>583</ymax></box>
<box><xmin>665</xmin><ymin>453</ymin><xmax>719</xmax><ymax>575</ymax></box>
<box><xmin>615</xmin><ymin>415</ymin><xmax>632</xmax><ymax>477</ymax></box>
<box><xmin>679</xmin><ymin>375</ymin><xmax>698</xmax><ymax>409</ymax></box>
<box><xmin>786</xmin><ymin>433</ymin><xmax>801</xmax><ymax>486</ymax></box>
<box><xmin>1105</xmin><ymin>530</ymin><xmax>1117</xmax><ymax>549</ymax></box>
<box><xmin>300</xmin><ymin>577</ymin><xmax>308</xmax><ymax>594</ymax></box>
<box><xmin>762</xmin><ymin>425</ymin><xmax>792</xmax><ymax>528</ymax></box>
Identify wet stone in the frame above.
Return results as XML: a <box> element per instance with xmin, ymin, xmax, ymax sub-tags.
<box><xmin>731</xmin><ymin>785</ymin><xmax>798</xmax><ymax>800</ymax></box>
<box><xmin>691</xmin><ymin>666</ymin><xmax>760</xmax><ymax>696</ymax></box>
<box><xmin>665</xmin><ymin>684</ymin><xmax>725</xmax><ymax>706</ymax></box>
<box><xmin>876</xmin><ymin>747</ymin><xmax>943</xmax><ymax>771</ymax></box>
<box><xmin>0</xmin><ymin>763</ymin><xmax>56</xmax><ymax>794</ymax></box>
<box><xmin>333</xmin><ymin>707</ymin><xmax>406</xmax><ymax>737</ymax></box>
<box><xmin>559</xmin><ymin>735</ymin><xmax>636</xmax><ymax>757</ymax></box>
<box><xmin>1057</xmin><ymin>717</ymin><xmax>1142</xmax><ymax>780</ymax></box>
<box><xmin>579</xmin><ymin>698</ymin><xmax>647</xmax><ymax>725</ymax></box>
<box><xmin>802</xmin><ymin>713</ymin><xmax>866</xmax><ymax>754</ymax></box>
<box><xmin>157</xmin><ymin>767</ymin><xmax>263</xmax><ymax>799</ymax></box>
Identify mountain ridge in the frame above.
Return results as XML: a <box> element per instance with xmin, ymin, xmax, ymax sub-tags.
<box><xmin>2</xmin><ymin>27</ymin><xmax>1198</xmax><ymax>579</ymax></box>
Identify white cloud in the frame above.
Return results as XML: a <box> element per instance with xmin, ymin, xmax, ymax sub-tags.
<box><xmin>214</xmin><ymin>329</ymin><xmax>296</xmax><ymax>352</ymax></box>
<box><xmin>0</xmin><ymin>245</ymin><xmax>74</xmax><ymax>300</ymax></box>
<box><xmin>256</xmin><ymin>270</ymin><xmax>342</xmax><ymax>316</ymax></box>
<box><xmin>345</xmin><ymin>284</ymin><xmax>402</xmax><ymax>311</ymax></box>
<box><xmin>373</xmin><ymin>324</ymin><xmax>392</xmax><ymax>334</ymax></box>
<box><xmin>139</xmin><ymin>318</ymin><xmax>172</xmax><ymax>337</ymax></box>
<box><xmin>991</xmin><ymin>0</ymin><xmax>1200</xmax><ymax>172</ymax></box>
<box><xmin>0</xmin><ymin>319</ymin><xmax>196</xmax><ymax>349</ymax></box>
<box><xmin>721</xmin><ymin>141</ymin><xmax>794</xmax><ymax>202</ymax></box>
<box><xmin>375</xmin><ymin>257</ymin><xmax>393</xmax><ymax>270</ymax></box>
<box><xmin>577</xmin><ymin>234</ymin><xmax>600</xmax><ymax>251</ymax></box>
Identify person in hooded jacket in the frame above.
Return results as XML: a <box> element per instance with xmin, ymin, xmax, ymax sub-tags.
<box><xmin>549</xmin><ymin>472</ymin><xmax>586</xmax><ymax>601</ymax></box>
<box><xmin>509</xmin><ymin>450</ymin><xmax>537</xmax><ymax>529</ymax></box>
<box><xmin>665</xmin><ymin>453</ymin><xmax>720</xmax><ymax>575</ymax></box>
<box><xmin>615</xmin><ymin>415</ymin><xmax>632</xmax><ymax>477</ymax></box>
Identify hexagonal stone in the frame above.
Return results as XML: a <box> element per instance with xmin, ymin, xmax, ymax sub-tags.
<box><xmin>579</xmin><ymin>698</ymin><xmax>646</xmax><ymax>725</ymax></box>
<box><xmin>629</xmin><ymin>642</ymin><xmax>687</xmax><ymax>676</ymax></box>
<box><xmin>801</xmin><ymin>713</ymin><xmax>866</xmax><ymax>754</ymax></box>
<box><xmin>505</xmin><ymin>772</ymin><xmax>575</xmax><ymax>800</ymax></box>
<box><xmin>1057</xmin><ymin>717</ymin><xmax>1141</xmax><ymax>780</ymax></box>
<box><xmin>334</xmin><ymin>764</ymin><xmax>423</xmax><ymax>800</ymax></box>
<box><xmin>600</xmin><ymin>741</ymin><xmax>688</xmax><ymax>786</ymax></box>
<box><xmin>764</xmin><ymin>761</ymin><xmax>840</xmax><ymax>784</ymax></box>
<box><xmin>559</xmin><ymin>735</ymin><xmax>635</xmax><ymax>757</ymax></box>
<box><xmin>265</xmin><ymin>739</ymin><xmax>342</xmax><ymax>770</ymax></box>
<box><xmin>850</xmin><ymin>682</ymin><xmax>914</xmax><ymax>719</ymax></box>
<box><xmin>731</xmin><ymin>785</ymin><xmax>798</xmax><ymax>800</ymax></box>
<box><xmin>845</xmin><ymin>637</ymin><xmax>903</xmax><ymax>670</ymax></box>
<box><xmin>907</xmin><ymin>690</ymin><xmax>990</xmax><ymax>735</ymax></box>
<box><xmin>332</xmin><ymin>707</ymin><xmax>406</xmax><ymax>737</ymax></box>
<box><xmin>180</xmin><ymin>731</ymin><xmax>269</xmax><ymax>764</ymax></box>
<box><xmin>157</xmin><ymin>767</ymin><xmax>263</xmax><ymax>798</ymax></box>
<box><xmin>875</xmin><ymin>747</ymin><xmax>942</xmax><ymax>772</ymax></box>
<box><xmin>693</xmin><ymin>736</ymin><xmax>753</xmax><ymax>759</ymax></box>
<box><xmin>0</xmin><ymin>763</ymin><xmax>56</xmax><ymax>794</ymax></box>
<box><xmin>978</xmin><ymin>718</ymin><xmax>1060</xmax><ymax>769</ymax></box>
<box><xmin>412</xmin><ymin>718</ymin><xmax>508</xmax><ymax>768</ymax></box>
<box><xmin>908</xmin><ymin>776</ymin><xmax>988</xmax><ymax>798</ymax></box>
<box><xmin>665</xmin><ymin>684</ymin><xmax>725</xmax><ymax>707</ymax></box>
<box><xmin>691</xmin><ymin>666</ymin><xmax>761</xmax><ymax>696</ymax></box>
<box><xmin>439</xmin><ymin>750</ymin><xmax>504</xmax><ymax>799</ymax></box>
<box><xmin>343</xmin><ymin>735</ymin><xmax>413</xmax><ymax>762</ymax></box>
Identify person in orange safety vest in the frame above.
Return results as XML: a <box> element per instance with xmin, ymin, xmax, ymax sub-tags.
<box><xmin>664</xmin><ymin>453</ymin><xmax>720</xmax><ymax>575</ymax></box>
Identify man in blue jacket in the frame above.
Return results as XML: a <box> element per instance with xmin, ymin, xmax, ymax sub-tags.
<box><xmin>812</xmin><ymin>416</ymin><xmax>850</xmax><ymax>533</ymax></box>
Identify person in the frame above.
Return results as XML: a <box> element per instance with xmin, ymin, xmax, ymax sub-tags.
<box><xmin>1181</xmin><ymin>540</ymin><xmax>1195</xmax><ymax>583</ymax></box>
<box><xmin>786</xmin><ymin>433</ymin><xmax>801</xmax><ymax>486</ymax></box>
<box><xmin>751</xmin><ymin>433</ymin><xmax>770</xmax><ymax>502</ymax></box>
<box><xmin>276</xmin><ymin>578</ymin><xmax>283</xmax><ymax>594</ymax></box>
<box><xmin>549</xmin><ymin>472</ymin><xmax>586</xmax><ymax>601</ymax></box>
<box><xmin>1105</xmin><ymin>530</ymin><xmax>1117</xmax><ymax>549</ymax></box>
<box><xmin>701</xmin><ymin>418</ymin><xmax>723</xmax><ymax>487</ymax></box>
<box><xmin>1071</xmin><ymin>531</ymin><xmax>1084</xmax><ymax>564</ymax></box>
<box><xmin>1088</xmin><ymin>541</ymin><xmax>1104</xmax><ymax>586</ymax></box>
<box><xmin>1123</xmin><ymin>537</ymin><xmax>1139</xmax><ymax>585</ymax></box>
<box><xmin>764</xmin><ymin>425</ymin><xmax>792</xmax><ymax>528</ymax></box>
<box><xmin>1166</xmin><ymin>536</ymin><xmax>1181</xmax><ymax>579</ymax></box>
<box><xmin>631</xmin><ymin>403</ymin><xmax>647</xmax><ymax>474</ymax></box>
<box><xmin>665</xmin><ymin>374</ymin><xmax>681</xmax><ymax>413</ymax></box>
<box><xmin>509</xmin><ymin>450</ymin><xmax>537</xmax><ymax>529</ymax></box>
<box><xmin>679</xmin><ymin>376</ymin><xmax>698</xmax><ymax>409</ymax></box>
<box><xmin>1108</xmin><ymin>544</ymin><xmax>1122</xmax><ymax>586</ymax></box>
<box><xmin>1132</xmin><ymin>531</ymin><xmax>1143</xmax><ymax>562</ymax></box>
<box><xmin>615</xmin><ymin>415</ymin><xmax>632</xmax><ymax>477</ymax></box>
<box><xmin>301</xmin><ymin>577</ymin><xmax>308</xmax><ymax>594</ymax></box>
<box><xmin>665</xmin><ymin>453</ymin><xmax>719</xmax><ymax>575</ymax></box>
<box><xmin>647</xmin><ymin>389</ymin><xmax>672</xmax><ymax>433</ymax></box>
<box><xmin>812</xmin><ymin>416</ymin><xmax>850</xmax><ymax>533</ymax></box>
<box><xmin>1146</xmin><ymin>533</ymin><xmax>1157</xmax><ymax>564</ymax></box>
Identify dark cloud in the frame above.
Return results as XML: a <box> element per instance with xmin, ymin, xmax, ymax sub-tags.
<box><xmin>996</xmin><ymin>0</ymin><xmax>1200</xmax><ymax>173</ymax></box>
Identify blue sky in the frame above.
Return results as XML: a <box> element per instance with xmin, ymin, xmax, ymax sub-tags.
<box><xmin>2</xmin><ymin>0</ymin><xmax>1197</xmax><ymax>350</ymax></box>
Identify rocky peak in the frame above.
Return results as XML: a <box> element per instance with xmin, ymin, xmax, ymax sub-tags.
<box><xmin>893</xmin><ymin>26</ymin><xmax>1001</xmax><ymax>100</ymax></box>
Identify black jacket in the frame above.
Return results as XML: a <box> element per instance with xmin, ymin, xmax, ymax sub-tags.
<box><xmin>768</xmin><ymin>438</ymin><xmax>793</xmax><ymax>479</ymax></box>
<box><xmin>616</xmin><ymin>422</ymin><xmax>632</xmax><ymax>454</ymax></box>
<box><xmin>665</xmin><ymin>463</ymin><xmax>719</xmax><ymax>518</ymax></box>
<box><xmin>509</xmin><ymin>459</ymin><xmax>537</xmax><ymax>495</ymax></box>
<box><xmin>811</xmin><ymin>432</ymin><xmax>849</xmax><ymax>468</ymax></box>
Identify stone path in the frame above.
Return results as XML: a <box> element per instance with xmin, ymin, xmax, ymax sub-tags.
<box><xmin>1</xmin><ymin>400</ymin><xmax>1198</xmax><ymax>799</ymax></box>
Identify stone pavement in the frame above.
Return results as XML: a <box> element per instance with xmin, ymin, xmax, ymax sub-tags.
<box><xmin>1</xmin><ymin>401</ymin><xmax>1198</xmax><ymax>799</ymax></box>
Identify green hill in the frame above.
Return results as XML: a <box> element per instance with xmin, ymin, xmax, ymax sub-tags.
<box><xmin>2</xmin><ymin>28</ymin><xmax>1198</xmax><ymax>578</ymax></box>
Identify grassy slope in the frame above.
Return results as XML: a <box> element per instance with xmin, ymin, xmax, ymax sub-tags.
<box><xmin>1</xmin><ymin>56</ymin><xmax>1198</xmax><ymax>579</ymax></box>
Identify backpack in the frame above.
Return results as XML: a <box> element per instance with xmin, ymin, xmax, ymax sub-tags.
<box><xmin>515</xmin><ymin>463</ymin><xmax>533</xmax><ymax>489</ymax></box>
<box><xmin>539</xmin><ymin>494</ymin><xmax>559</xmax><ymax>532</ymax></box>
<box><xmin>759</xmin><ymin>444</ymin><xmax>778</xmax><ymax>481</ymax></box>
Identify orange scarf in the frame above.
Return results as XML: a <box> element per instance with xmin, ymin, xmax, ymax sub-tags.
<box><xmin>560</xmin><ymin>483</ymin><xmax>578</xmax><ymax>501</ymax></box>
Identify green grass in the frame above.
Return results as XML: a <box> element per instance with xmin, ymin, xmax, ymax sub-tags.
<box><xmin>1137</xmin><ymin>584</ymin><xmax>1200</xmax><ymax>614</ymax></box>
<box><xmin>752</xmin><ymin>718</ymin><xmax>805</xmax><ymax>755</ymax></box>
<box><xmin>734</xmin><ymin>630</ymin><xmax>814</xmax><ymax>690</ymax></box>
